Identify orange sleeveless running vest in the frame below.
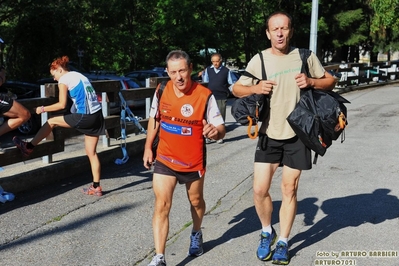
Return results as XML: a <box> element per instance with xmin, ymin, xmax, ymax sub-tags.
<box><xmin>156</xmin><ymin>81</ymin><xmax>211</xmax><ymax>172</ymax></box>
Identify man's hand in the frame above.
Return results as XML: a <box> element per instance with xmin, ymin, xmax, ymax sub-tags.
<box><xmin>252</xmin><ymin>80</ymin><xmax>276</xmax><ymax>95</ymax></box>
<box><xmin>203</xmin><ymin>119</ymin><xmax>219</xmax><ymax>140</ymax></box>
<box><xmin>143</xmin><ymin>148</ymin><xmax>154</xmax><ymax>170</ymax></box>
<box><xmin>295</xmin><ymin>73</ymin><xmax>312</xmax><ymax>89</ymax></box>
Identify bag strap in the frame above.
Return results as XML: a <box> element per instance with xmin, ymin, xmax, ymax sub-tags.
<box><xmin>259</xmin><ymin>52</ymin><xmax>267</xmax><ymax>80</ymax></box>
<box><xmin>247</xmin><ymin>116</ymin><xmax>258</xmax><ymax>139</ymax></box>
<box><xmin>116</xmin><ymin>91</ymin><xmax>146</xmax><ymax>165</ymax></box>
<box><xmin>246</xmin><ymin>52</ymin><xmax>268</xmax><ymax>139</ymax></box>
<box><xmin>299</xmin><ymin>48</ymin><xmax>312</xmax><ymax>77</ymax></box>
<box><xmin>234</xmin><ymin>52</ymin><xmax>268</xmax><ymax>139</ymax></box>
<box><xmin>240</xmin><ymin>52</ymin><xmax>267</xmax><ymax>82</ymax></box>
<box><xmin>154</xmin><ymin>81</ymin><xmax>167</xmax><ymax>129</ymax></box>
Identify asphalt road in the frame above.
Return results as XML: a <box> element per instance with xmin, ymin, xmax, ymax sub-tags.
<box><xmin>1</xmin><ymin>85</ymin><xmax>399</xmax><ymax>266</ymax></box>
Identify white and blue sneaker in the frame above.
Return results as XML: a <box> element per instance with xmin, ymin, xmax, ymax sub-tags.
<box><xmin>148</xmin><ymin>254</ymin><xmax>166</xmax><ymax>266</ymax></box>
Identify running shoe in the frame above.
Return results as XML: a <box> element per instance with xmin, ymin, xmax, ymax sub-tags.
<box><xmin>272</xmin><ymin>241</ymin><xmax>290</xmax><ymax>265</ymax></box>
<box><xmin>256</xmin><ymin>227</ymin><xmax>277</xmax><ymax>261</ymax></box>
<box><xmin>216</xmin><ymin>139</ymin><xmax>224</xmax><ymax>144</ymax></box>
<box><xmin>82</xmin><ymin>185</ymin><xmax>103</xmax><ymax>196</ymax></box>
<box><xmin>188</xmin><ymin>231</ymin><xmax>204</xmax><ymax>256</ymax></box>
<box><xmin>148</xmin><ymin>254</ymin><xmax>166</xmax><ymax>266</ymax></box>
<box><xmin>12</xmin><ymin>136</ymin><xmax>33</xmax><ymax>157</ymax></box>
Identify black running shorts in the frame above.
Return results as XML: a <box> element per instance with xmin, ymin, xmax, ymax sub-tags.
<box><xmin>64</xmin><ymin>110</ymin><xmax>105</xmax><ymax>136</ymax></box>
<box><xmin>254</xmin><ymin>133</ymin><xmax>312</xmax><ymax>170</ymax></box>
<box><xmin>153</xmin><ymin>160</ymin><xmax>203</xmax><ymax>184</ymax></box>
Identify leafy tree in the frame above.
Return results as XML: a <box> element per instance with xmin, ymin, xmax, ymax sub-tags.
<box><xmin>318</xmin><ymin>0</ymin><xmax>371</xmax><ymax>63</ymax></box>
<box><xmin>1</xmin><ymin>0</ymin><xmax>398</xmax><ymax>82</ymax></box>
<box><xmin>369</xmin><ymin>0</ymin><xmax>399</xmax><ymax>60</ymax></box>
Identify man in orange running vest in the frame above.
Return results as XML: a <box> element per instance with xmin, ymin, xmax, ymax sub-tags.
<box><xmin>143</xmin><ymin>50</ymin><xmax>225</xmax><ymax>266</ymax></box>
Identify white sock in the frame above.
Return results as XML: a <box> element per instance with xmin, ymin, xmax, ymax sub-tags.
<box><xmin>262</xmin><ymin>225</ymin><xmax>272</xmax><ymax>234</ymax></box>
<box><xmin>278</xmin><ymin>237</ymin><xmax>288</xmax><ymax>245</ymax></box>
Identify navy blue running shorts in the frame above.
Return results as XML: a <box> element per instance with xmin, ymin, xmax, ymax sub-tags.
<box><xmin>254</xmin><ymin>133</ymin><xmax>312</xmax><ymax>170</ymax></box>
<box><xmin>153</xmin><ymin>160</ymin><xmax>203</xmax><ymax>184</ymax></box>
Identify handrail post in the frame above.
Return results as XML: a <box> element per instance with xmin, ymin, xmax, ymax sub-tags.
<box><xmin>145</xmin><ymin>98</ymin><xmax>151</xmax><ymax>118</ymax></box>
<box><xmin>101</xmin><ymin>92</ymin><xmax>110</xmax><ymax>147</ymax></box>
<box><xmin>145</xmin><ymin>78</ymin><xmax>151</xmax><ymax>118</ymax></box>
<box><xmin>367</xmin><ymin>62</ymin><xmax>370</xmax><ymax>79</ymax></box>
<box><xmin>40</xmin><ymin>85</ymin><xmax>52</xmax><ymax>164</ymax></box>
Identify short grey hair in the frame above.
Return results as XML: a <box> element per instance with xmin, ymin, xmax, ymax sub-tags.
<box><xmin>165</xmin><ymin>50</ymin><xmax>191</xmax><ymax>67</ymax></box>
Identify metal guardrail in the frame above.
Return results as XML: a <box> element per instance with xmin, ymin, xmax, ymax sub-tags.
<box><xmin>0</xmin><ymin>79</ymin><xmax>161</xmax><ymax>167</ymax></box>
<box><xmin>2</xmin><ymin>65</ymin><xmax>397</xmax><ymax>168</ymax></box>
<box><xmin>324</xmin><ymin>60</ymin><xmax>399</xmax><ymax>90</ymax></box>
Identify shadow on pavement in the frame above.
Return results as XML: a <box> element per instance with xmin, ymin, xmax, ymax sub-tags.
<box><xmin>0</xmin><ymin>204</ymin><xmax>138</xmax><ymax>251</ymax></box>
<box><xmin>174</xmin><ymin>197</ymin><xmax>321</xmax><ymax>265</ymax></box>
<box><xmin>175</xmin><ymin>189</ymin><xmax>399</xmax><ymax>264</ymax></box>
<box><xmin>0</xmin><ymin>155</ymin><xmax>152</xmax><ymax>215</ymax></box>
<box><xmin>290</xmin><ymin>189</ymin><xmax>399</xmax><ymax>257</ymax></box>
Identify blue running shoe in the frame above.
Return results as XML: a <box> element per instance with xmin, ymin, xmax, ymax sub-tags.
<box><xmin>188</xmin><ymin>231</ymin><xmax>203</xmax><ymax>256</ymax></box>
<box><xmin>272</xmin><ymin>241</ymin><xmax>290</xmax><ymax>265</ymax></box>
<box><xmin>256</xmin><ymin>227</ymin><xmax>277</xmax><ymax>261</ymax></box>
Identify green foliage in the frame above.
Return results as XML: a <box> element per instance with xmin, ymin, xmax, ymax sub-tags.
<box><xmin>369</xmin><ymin>0</ymin><xmax>399</xmax><ymax>32</ymax></box>
<box><xmin>369</xmin><ymin>0</ymin><xmax>399</xmax><ymax>54</ymax></box>
<box><xmin>334</xmin><ymin>9</ymin><xmax>368</xmax><ymax>46</ymax></box>
<box><xmin>0</xmin><ymin>0</ymin><xmax>397</xmax><ymax>81</ymax></box>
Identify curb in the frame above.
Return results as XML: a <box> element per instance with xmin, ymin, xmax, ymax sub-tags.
<box><xmin>0</xmin><ymin>134</ymin><xmax>146</xmax><ymax>193</ymax></box>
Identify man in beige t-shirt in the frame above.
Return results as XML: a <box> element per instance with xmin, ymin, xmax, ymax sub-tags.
<box><xmin>233</xmin><ymin>11</ymin><xmax>336</xmax><ymax>265</ymax></box>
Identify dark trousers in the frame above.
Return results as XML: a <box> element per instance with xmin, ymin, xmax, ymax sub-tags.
<box><xmin>215</xmin><ymin>99</ymin><xmax>227</xmax><ymax>122</ymax></box>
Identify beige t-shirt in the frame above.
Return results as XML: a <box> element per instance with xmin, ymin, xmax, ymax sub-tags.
<box><xmin>239</xmin><ymin>48</ymin><xmax>326</xmax><ymax>140</ymax></box>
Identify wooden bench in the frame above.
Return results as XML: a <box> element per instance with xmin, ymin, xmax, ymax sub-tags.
<box><xmin>0</xmin><ymin>80</ymin><xmax>158</xmax><ymax>167</ymax></box>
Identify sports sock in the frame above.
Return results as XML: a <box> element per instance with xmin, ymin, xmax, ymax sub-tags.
<box><xmin>262</xmin><ymin>225</ymin><xmax>272</xmax><ymax>234</ymax></box>
<box><xmin>93</xmin><ymin>182</ymin><xmax>100</xmax><ymax>188</ymax></box>
<box><xmin>192</xmin><ymin>229</ymin><xmax>201</xmax><ymax>235</ymax></box>
<box><xmin>278</xmin><ymin>237</ymin><xmax>288</xmax><ymax>245</ymax></box>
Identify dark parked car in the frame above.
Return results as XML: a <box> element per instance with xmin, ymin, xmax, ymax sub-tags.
<box><xmin>0</xmin><ymin>81</ymin><xmax>40</xmax><ymax>99</ymax></box>
<box><xmin>94</xmin><ymin>75</ymin><xmax>145</xmax><ymax>109</ymax></box>
<box><xmin>124</xmin><ymin>67</ymin><xmax>168</xmax><ymax>87</ymax></box>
